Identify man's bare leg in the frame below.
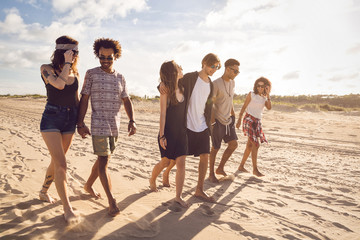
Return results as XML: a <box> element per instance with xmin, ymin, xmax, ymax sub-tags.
<box><xmin>98</xmin><ymin>155</ymin><xmax>119</xmax><ymax>216</ymax></box>
<box><xmin>163</xmin><ymin>160</ymin><xmax>175</xmax><ymax>187</ymax></box>
<box><xmin>194</xmin><ymin>153</ymin><xmax>215</xmax><ymax>202</ymax></box>
<box><xmin>209</xmin><ymin>147</ymin><xmax>220</xmax><ymax>183</ymax></box>
<box><xmin>84</xmin><ymin>159</ymin><xmax>101</xmax><ymax>199</ymax></box>
<box><xmin>216</xmin><ymin>140</ymin><xmax>238</xmax><ymax>176</ymax></box>
<box><xmin>149</xmin><ymin>157</ymin><xmax>170</xmax><ymax>191</ymax></box>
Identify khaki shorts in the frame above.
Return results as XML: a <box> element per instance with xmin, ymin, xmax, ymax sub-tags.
<box><xmin>92</xmin><ymin>136</ymin><xmax>118</xmax><ymax>156</ymax></box>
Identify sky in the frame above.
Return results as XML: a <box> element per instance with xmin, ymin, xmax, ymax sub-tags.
<box><xmin>0</xmin><ymin>0</ymin><xmax>359</xmax><ymax>97</ymax></box>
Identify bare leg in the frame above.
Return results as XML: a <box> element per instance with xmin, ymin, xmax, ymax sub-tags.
<box><xmin>84</xmin><ymin>159</ymin><xmax>101</xmax><ymax>199</ymax></box>
<box><xmin>97</xmin><ymin>155</ymin><xmax>119</xmax><ymax>216</ymax></box>
<box><xmin>149</xmin><ymin>157</ymin><xmax>170</xmax><ymax>191</ymax></box>
<box><xmin>209</xmin><ymin>147</ymin><xmax>220</xmax><ymax>183</ymax></box>
<box><xmin>194</xmin><ymin>153</ymin><xmax>215</xmax><ymax>202</ymax></box>
<box><xmin>251</xmin><ymin>143</ymin><xmax>264</xmax><ymax>177</ymax></box>
<box><xmin>216</xmin><ymin>140</ymin><xmax>238</xmax><ymax>176</ymax></box>
<box><xmin>163</xmin><ymin>160</ymin><xmax>175</xmax><ymax>187</ymax></box>
<box><xmin>40</xmin><ymin>133</ymin><xmax>73</xmax><ymax>203</ymax></box>
<box><xmin>41</xmin><ymin>132</ymin><xmax>76</xmax><ymax>222</ymax></box>
<box><xmin>238</xmin><ymin>139</ymin><xmax>252</xmax><ymax>172</ymax></box>
<box><xmin>174</xmin><ymin>155</ymin><xmax>189</xmax><ymax>208</ymax></box>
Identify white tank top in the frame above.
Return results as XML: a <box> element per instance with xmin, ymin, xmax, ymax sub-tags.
<box><xmin>246</xmin><ymin>92</ymin><xmax>266</xmax><ymax>119</ymax></box>
<box><xmin>187</xmin><ymin>77</ymin><xmax>210</xmax><ymax>132</ymax></box>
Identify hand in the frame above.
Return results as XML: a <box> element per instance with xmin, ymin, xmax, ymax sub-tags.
<box><xmin>64</xmin><ymin>50</ymin><xmax>74</xmax><ymax>63</ymax></box>
<box><xmin>77</xmin><ymin>125</ymin><xmax>91</xmax><ymax>138</ymax></box>
<box><xmin>128</xmin><ymin>122</ymin><xmax>137</xmax><ymax>136</ymax></box>
<box><xmin>236</xmin><ymin>118</ymin><xmax>241</xmax><ymax>129</ymax></box>
<box><xmin>265</xmin><ymin>86</ymin><xmax>270</xmax><ymax>97</ymax></box>
<box><xmin>160</xmin><ymin>137</ymin><xmax>167</xmax><ymax>150</ymax></box>
<box><xmin>159</xmin><ymin>82</ymin><xmax>169</xmax><ymax>95</ymax></box>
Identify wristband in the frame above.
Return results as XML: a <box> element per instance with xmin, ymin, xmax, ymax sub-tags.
<box><xmin>64</xmin><ymin>62</ymin><xmax>72</xmax><ymax>65</ymax></box>
<box><xmin>159</xmin><ymin>135</ymin><xmax>166</xmax><ymax>140</ymax></box>
<box><xmin>129</xmin><ymin>119</ymin><xmax>135</xmax><ymax>124</ymax></box>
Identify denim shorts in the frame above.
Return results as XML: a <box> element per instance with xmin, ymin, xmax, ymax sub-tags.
<box><xmin>40</xmin><ymin>102</ymin><xmax>78</xmax><ymax>134</ymax></box>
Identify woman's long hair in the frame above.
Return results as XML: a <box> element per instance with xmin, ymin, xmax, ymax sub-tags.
<box><xmin>51</xmin><ymin>35</ymin><xmax>79</xmax><ymax>75</ymax></box>
<box><xmin>160</xmin><ymin>61</ymin><xmax>183</xmax><ymax>106</ymax></box>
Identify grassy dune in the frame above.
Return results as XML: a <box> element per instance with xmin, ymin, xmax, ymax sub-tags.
<box><xmin>1</xmin><ymin>94</ymin><xmax>360</xmax><ymax>111</ymax></box>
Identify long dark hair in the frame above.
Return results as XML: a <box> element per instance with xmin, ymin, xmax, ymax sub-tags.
<box><xmin>160</xmin><ymin>61</ymin><xmax>183</xmax><ymax>106</ymax></box>
<box><xmin>51</xmin><ymin>35</ymin><xmax>79</xmax><ymax>74</ymax></box>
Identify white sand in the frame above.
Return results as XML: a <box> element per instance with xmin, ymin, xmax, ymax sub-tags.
<box><xmin>0</xmin><ymin>97</ymin><xmax>359</xmax><ymax>240</ymax></box>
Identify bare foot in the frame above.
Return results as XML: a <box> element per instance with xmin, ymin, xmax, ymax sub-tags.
<box><xmin>238</xmin><ymin>166</ymin><xmax>249</xmax><ymax>173</ymax></box>
<box><xmin>84</xmin><ymin>184</ymin><xmax>101</xmax><ymax>199</ymax></box>
<box><xmin>149</xmin><ymin>179</ymin><xmax>158</xmax><ymax>192</ymax></box>
<box><xmin>194</xmin><ymin>190</ymin><xmax>215</xmax><ymax>203</ymax></box>
<box><xmin>108</xmin><ymin>199</ymin><xmax>120</xmax><ymax>217</ymax></box>
<box><xmin>162</xmin><ymin>173</ymin><xmax>171</xmax><ymax>187</ymax></box>
<box><xmin>39</xmin><ymin>191</ymin><xmax>56</xmax><ymax>203</ymax></box>
<box><xmin>175</xmin><ymin>197</ymin><xmax>190</xmax><ymax>208</ymax></box>
<box><xmin>253</xmin><ymin>170</ymin><xmax>264</xmax><ymax>177</ymax></box>
<box><xmin>63</xmin><ymin>209</ymin><xmax>78</xmax><ymax>223</ymax></box>
<box><xmin>208</xmin><ymin>175</ymin><xmax>219</xmax><ymax>183</ymax></box>
<box><xmin>215</xmin><ymin>168</ymin><xmax>227</xmax><ymax>176</ymax></box>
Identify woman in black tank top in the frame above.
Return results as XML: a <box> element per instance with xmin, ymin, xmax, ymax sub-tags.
<box><xmin>38</xmin><ymin>36</ymin><xmax>80</xmax><ymax>223</ymax></box>
<box><xmin>149</xmin><ymin>61</ymin><xmax>190</xmax><ymax>208</ymax></box>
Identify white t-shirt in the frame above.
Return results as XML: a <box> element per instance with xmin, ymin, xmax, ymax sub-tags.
<box><xmin>187</xmin><ymin>77</ymin><xmax>210</xmax><ymax>132</ymax></box>
<box><xmin>246</xmin><ymin>92</ymin><xmax>266</xmax><ymax>119</ymax></box>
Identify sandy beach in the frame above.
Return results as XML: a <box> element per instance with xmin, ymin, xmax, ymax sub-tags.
<box><xmin>0</xmin><ymin>97</ymin><xmax>359</xmax><ymax>240</ymax></box>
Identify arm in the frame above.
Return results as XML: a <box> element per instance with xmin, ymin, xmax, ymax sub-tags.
<box><xmin>77</xmin><ymin>94</ymin><xmax>91</xmax><ymax>138</ymax></box>
<box><xmin>236</xmin><ymin>92</ymin><xmax>251</xmax><ymax>129</ymax></box>
<box><xmin>76</xmin><ymin>94</ymin><xmax>91</xmax><ymax>138</ymax></box>
<box><xmin>40</xmin><ymin>50</ymin><xmax>74</xmax><ymax>90</ymax></box>
<box><xmin>264</xmin><ymin>86</ymin><xmax>272</xmax><ymax>110</ymax></box>
<box><xmin>122</xmin><ymin>97</ymin><xmax>137</xmax><ymax>136</ymax></box>
<box><xmin>159</xmin><ymin>92</ymin><xmax>167</xmax><ymax>149</ymax></box>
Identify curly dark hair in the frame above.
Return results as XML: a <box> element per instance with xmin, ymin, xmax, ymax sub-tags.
<box><xmin>51</xmin><ymin>35</ymin><xmax>78</xmax><ymax>74</ymax></box>
<box><xmin>160</xmin><ymin>61</ymin><xmax>183</xmax><ymax>106</ymax></box>
<box><xmin>253</xmin><ymin>77</ymin><xmax>272</xmax><ymax>95</ymax></box>
<box><xmin>93</xmin><ymin>38</ymin><xmax>122</xmax><ymax>59</ymax></box>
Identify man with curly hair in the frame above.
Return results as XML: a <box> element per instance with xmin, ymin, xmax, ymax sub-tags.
<box><xmin>77</xmin><ymin>38</ymin><xmax>137</xmax><ymax>217</ymax></box>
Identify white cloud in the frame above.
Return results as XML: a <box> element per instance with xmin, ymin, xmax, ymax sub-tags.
<box><xmin>54</xmin><ymin>0</ymin><xmax>149</xmax><ymax>24</ymax></box>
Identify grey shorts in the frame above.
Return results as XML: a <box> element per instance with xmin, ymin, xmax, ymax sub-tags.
<box><xmin>211</xmin><ymin>116</ymin><xmax>238</xmax><ymax>149</ymax></box>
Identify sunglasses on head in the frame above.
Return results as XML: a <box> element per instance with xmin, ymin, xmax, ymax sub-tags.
<box><xmin>210</xmin><ymin>64</ymin><xmax>220</xmax><ymax>70</ymax></box>
<box><xmin>99</xmin><ymin>56</ymin><xmax>114</xmax><ymax>61</ymax></box>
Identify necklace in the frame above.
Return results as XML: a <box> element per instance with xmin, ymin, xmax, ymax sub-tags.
<box><xmin>222</xmin><ymin>78</ymin><xmax>231</xmax><ymax>97</ymax></box>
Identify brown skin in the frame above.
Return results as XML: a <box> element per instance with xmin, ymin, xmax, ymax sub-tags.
<box><xmin>209</xmin><ymin>64</ymin><xmax>240</xmax><ymax>183</ymax></box>
<box><xmin>236</xmin><ymin>81</ymin><xmax>271</xmax><ymax>177</ymax></box>
<box><xmin>77</xmin><ymin>47</ymin><xmax>136</xmax><ymax>216</ymax></box>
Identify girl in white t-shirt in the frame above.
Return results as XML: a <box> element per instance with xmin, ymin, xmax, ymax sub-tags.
<box><xmin>236</xmin><ymin>77</ymin><xmax>272</xmax><ymax>177</ymax></box>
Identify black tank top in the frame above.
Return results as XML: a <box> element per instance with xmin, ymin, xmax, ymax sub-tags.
<box><xmin>41</xmin><ymin>67</ymin><xmax>78</xmax><ymax>107</ymax></box>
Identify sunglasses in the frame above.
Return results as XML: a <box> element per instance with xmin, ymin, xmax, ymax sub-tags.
<box><xmin>229</xmin><ymin>67</ymin><xmax>240</xmax><ymax>74</ymax></box>
<box><xmin>257</xmin><ymin>84</ymin><xmax>265</xmax><ymax>88</ymax></box>
<box><xmin>72</xmin><ymin>50</ymin><xmax>79</xmax><ymax>55</ymax></box>
<box><xmin>99</xmin><ymin>56</ymin><xmax>114</xmax><ymax>61</ymax></box>
<box><xmin>210</xmin><ymin>64</ymin><xmax>220</xmax><ymax>70</ymax></box>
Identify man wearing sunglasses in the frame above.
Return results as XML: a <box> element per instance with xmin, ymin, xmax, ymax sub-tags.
<box><xmin>76</xmin><ymin>38</ymin><xmax>136</xmax><ymax>217</ymax></box>
<box><xmin>209</xmin><ymin>59</ymin><xmax>240</xmax><ymax>183</ymax></box>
